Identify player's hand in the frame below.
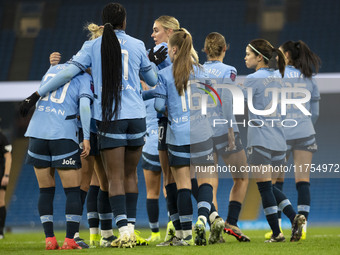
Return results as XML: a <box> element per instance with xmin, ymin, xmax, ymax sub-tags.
<box><xmin>19</xmin><ymin>92</ymin><xmax>40</xmax><ymax>117</ymax></box>
<box><xmin>50</xmin><ymin>52</ymin><xmax>61</xmax><ymax>66</ymax></box>
<box><xmin>140</xmin><ymin>80</ymin><xmax>149</xmax><ymax>91</ymax></box>
<box><xmin>1</xmin><ymin>176</ymin><xmax>9</xmax><ymax>187</ymax></box>
<box><xmin>227</xmin><ymin>128</ymin><xmax>236</xmax><ymax>151</ymax></box>
<box><xmin>149</xmin><ymin>46</ymin><xmax>167</xmax><ymax>65</ymax></box>
<box><xmin>81</xmin><ymin>139</ymin><xmax>91</xmax><ymax>158</ymax></box>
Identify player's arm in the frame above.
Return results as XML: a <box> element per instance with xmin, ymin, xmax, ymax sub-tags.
<box><xmin>1</xmin><ymin>145</ymin><xmax>12</xmax><ymax>187</ymax></box>
<box><xmin>139</xmin><ymin>42</ymin><xmax>159</xmax><ymax>86</ymax></box>
<box><xmin>154</xmin><ymin>96</ymin><xmax>166</xmax><ymax>113</ymax></box>
<box><xmin>310</xmin><ymin>100</ymin><xmax>319</xmax><ymax>125</ymax></box>
<box><xmin>142</xmin><ymin>87</ymin><xmax>159</xmax><ymax>100</ymax></box>
<box><xmin>79</xmin><ymin>97</ymin><xmax>91</xmax><ymax>158</ymax></box>
<box><xmin>221</xmin><ymin>87</ymin><xmax>233</xmax><ymax>125</ymax></box>
<box><xmin>19</xmin><ymin>64</ymin><xmax>82</xmax><ymax>117</ymax></box>
<box><xmin>140</xmin><ymin>67</ymin><xmax>158</xmax><ymax>86</ymax></box>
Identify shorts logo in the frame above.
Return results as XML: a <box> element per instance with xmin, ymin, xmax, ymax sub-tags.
<box><xmin>247</xmin><ymin>147</ymin><xmax>253</xmax><ymax>155</ymax></box>
<box><xmin>307</xmin><ymin>143</ymin><xmax>317</xmax><ymax>151</ymax></box>
<box><xmin>206</xmin><ymin>154</ymin><xmax>213</xmax><ymax>161</ymax></box>
<box><xmin>62</xmin><ymin>158</ymin><xmax>76</xmax><ymax>165</ymax></box>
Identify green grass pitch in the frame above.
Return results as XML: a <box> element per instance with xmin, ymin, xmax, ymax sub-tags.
<box><xmin>1</xmin><ymin>227</ymin><xmax>339</xmax><ymax>255</ymax></box>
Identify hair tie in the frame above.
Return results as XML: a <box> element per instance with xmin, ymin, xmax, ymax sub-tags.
<box><xmin>295</xmin><ymin>42</ymin><xmax>301</xmax><ymax>49</ymax></box>
<box><xmin>248</xmin><ymin>44</ymin><xmax>269</xmax><ymax>61</ymax></box>
<box><xmin>104</xmin><ymin>23</ymin><xmax>112</xmax><ymax>27</ymax></box>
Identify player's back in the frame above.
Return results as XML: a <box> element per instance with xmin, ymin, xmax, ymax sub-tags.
<box><xmin>203</xmin><ymin>61</ymin><xmax>239</xmax><ymax>135</ymax></box>
<box><xmin>279</xmin><ymin>65</ymin><xmax>320</xmax><ymax>140</ymax></box>
<box><xmin>70</xmin><ymin>30</ymin><xmax>150</xmax><ymax>121</ymax></box>
<box><xmin>244</xmin><ymin>68</ymin><xmax>286</xmax><ymax>151</ymax></box>
<box><xmin>157</xmin><ymin>64</ymin><xmax>213</xmax><ymax>146</ymax></box>
<box><xmin>25</xmin><ymin>64</ymin><xmax>93</xmax><ymax>143</ymax></box>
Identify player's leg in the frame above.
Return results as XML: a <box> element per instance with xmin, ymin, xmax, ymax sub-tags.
<box><xmin>143</xmin><ymin>167</ymin><xmax>162</xmax><ymax>242</ymax></box>
<box><xmin>101</xmin><ymin>146</ymin><xmax>130</xmax><ymax>247</ymax></box>
<box><xmin>271</xmin><ymin>151</ymin><xmax>306</xmax><ymax>242</ymax></box>
<box><xmin>195</xmin><ymin>177</ymin><xmax>213</xmax><ymax>246</ymax></box>
<box><xmin>124</xmin><ymin>145</ymin><xmax>143</xmax><ymax>246</ymax></box>
<box><xmin>73</xmin><ymin>147</ymin><xmax>95</xmax><ymax>248</ymax></box>
<box><xmin>223</xmin><ymin>149</ymin><xmax>250</xmax><ymax>242</ymax></box>
<box><xmin>34</xmin><ymin>167</ymin><xmax>59</xmax><ymax>249</ymax></box>
<box><xmin>98</xmin><ymin>119</ymin><xmax>131</xmax><ymax>248</ymax></box>
<box><xmin>48</xmin><ymin>138</ymin><xmax>83</xmax><ymax>249</ymax></box>
<box><xmin>171</xmin><ymin>165</ymin><xmax>193</xmax><ymax>246</ymax></box>
<box><xmin>294</xmin><ymin>149</ymin><xmax>313</xmax><ymax>240</ymax></box>
<box><xmin>192</xmin><ymin>138</ymin><xmax>215</xmax><ymax>246</ymax></box>
<box><xmin>0</xmin><ymin>176</ymin><xmax>7</xmax><ymax>239</ymax></box>
<box><xmin>123</xmin><ymin>118</ymin><xmax>147</xmax><ymax>246</ymax></box>
<box><xmin>87</xmin><ymin>168</ymin><xmax>101</xmax><ymax>247</ymax></box>
<box><xmin>158</xmin><ymin>118</ymin><xmax>178</xmax><ymax>243</ymax></box>
<box><xmin>94</xmin><ymin>155</ymin><xmax>116</xmax><ymax>247</ymax></box>
<box><xmin>26</xmin><ymin>138</ymin><xmax>59</xmax><ymax>249</ymax></box>
<box><xmin>264</xmin><ymin>142</ymin><xmax>292</xmax><ymax>240</ymax></box>
<box><xmin>249</xmin><ymin>146</ymin><xmax>283</xmax><ymax>242</ymax></box>
<box><xmin>58</xmin><ymin>168</ymin><xmax>83</xmax><ymax>249</ymax></box>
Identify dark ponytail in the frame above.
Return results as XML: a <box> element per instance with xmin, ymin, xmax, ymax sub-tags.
<box><xmin>274</xmin><ymin>48</ymin><xmax>286</xmax><ymax>78</ymax></box>
<box><xmin>281</xmin><ymin>40</ymin><xmax>321</xmax><ymax>78</ymax></box>
<box><xmin>249</xmin><ymin>39</ymin><xmax>286</xmax><ymax>77</ymax></box>
<box><xmin>100</xmin><ymin>3</ymin><xmax>126</xmax><ymax>131</ymax></box>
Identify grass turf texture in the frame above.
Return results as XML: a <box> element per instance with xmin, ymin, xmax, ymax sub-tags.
<box><xmin>1</xmin><ymin>227</ymin><xmax>339</xmax><ymax>255</ymax></box>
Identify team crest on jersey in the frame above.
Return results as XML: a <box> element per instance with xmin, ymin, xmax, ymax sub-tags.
<box><xmin>230</xmin><ymin>71</ymin><xmax>236</xmax><ymax>82</ymax></box>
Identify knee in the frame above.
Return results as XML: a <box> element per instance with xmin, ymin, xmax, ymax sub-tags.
<box><xmin>146</xmin><ymin>185</ymin><xmax>161</xmax><ymax>199</ymax></box>
<box><xmin>234</xmin><ymin>178</ymin><xmax>248</xmax><ymax>186</ymax></box>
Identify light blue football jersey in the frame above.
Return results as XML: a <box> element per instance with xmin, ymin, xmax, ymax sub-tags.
<box><xmin>203</xmin><ymin>61</ymin><xmax>239</xmax><ymax>136</ymax></box>
<box><xmin>243</xmin><ymin>68</ymin><xmax>286</xmax><ymax>151</ymax></box>
<box><xmin>278</xmin><ymin>65</ymin><xmax>320</xmax><ymax>140</ymax></box>
<box><xmin>142</xmin><ymin>98</ymin><xmax>159</xmax><ymax>155</ymax></box>
<box><xmin>154</xmin><ymin>64</ymin><xmax>214</xmax><ymax>146</ymax></box>
<box><xmin>70</xmin><ymin>30</ymin><xmax>152</xmax><ymax>121</ymax></box>
<box><xmin>25</xmin><ymin>64</ymin><xmax>93</xmax><ymax>144</ymax></box>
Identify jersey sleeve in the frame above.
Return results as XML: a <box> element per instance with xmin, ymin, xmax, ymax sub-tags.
<box><xmin>68</xmin><ymin>40</ymin><xmax>93</xmax><ymax>72</ymax></box>
<box><xmin>78</xmin><ymin>73</ymin><xmax>94</xmax><ymax>102</ymax></box>
<box><xmin>138</xmin><ymin>41</ymin><xmax>152</xmax><ymax>73</ymax></box>
<box><xmin>311</xmin><ymin>78</ymin><xmax>320</xmax><ymax>101</ymax></box>
<box><xmin>154</xmin><ymin>73</ymin><xmax>167</xmax><ymax>99</ymax></box>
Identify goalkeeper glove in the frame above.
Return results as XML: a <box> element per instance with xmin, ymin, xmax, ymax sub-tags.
<box><xmin>149</xmin><ymin>46</ymin><xmax>167</xmax><ymax>66</ymax></box>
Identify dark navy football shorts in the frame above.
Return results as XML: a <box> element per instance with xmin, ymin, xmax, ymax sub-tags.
<box><xmin>26</xmin><ymin>138</ymin><xmax>81</xmax><ymax>169</ymax></box>
<box><xmin>212</xmin><ymin>132</ymin><xmax>244</xmax><ymax>156</ymax></box>
<box><xmin>247</xmin><ymin>146</ymin><xmax>286</xmax><ymax>167</ymax></box>
<box><xmin>158</xmin><ymin>117</ymin><xmax>168</xmax><ymax>151</ymax></box>
<box><xmin>79</xmin><ymin>129</ymin><xmax>99</xmax><ymax>156</ymax></box>
<box><xmin>286</xmin><ymin>135</ymin><xmax>317</xmax><ymax>154</ymax></box>
<box><xmin>97</xmin><ymin>118</ymin><xmax>146</xmax><ymax>149</ymax></box>
<box><xmin>168</xmin><ymin>138</ymin><xmax>214</xmax><ymax>167</ymax></box>
<box><xmin>141</xmin><ymin>152</ymin><xmax>161</xmax><ymax>172</ymax></box>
